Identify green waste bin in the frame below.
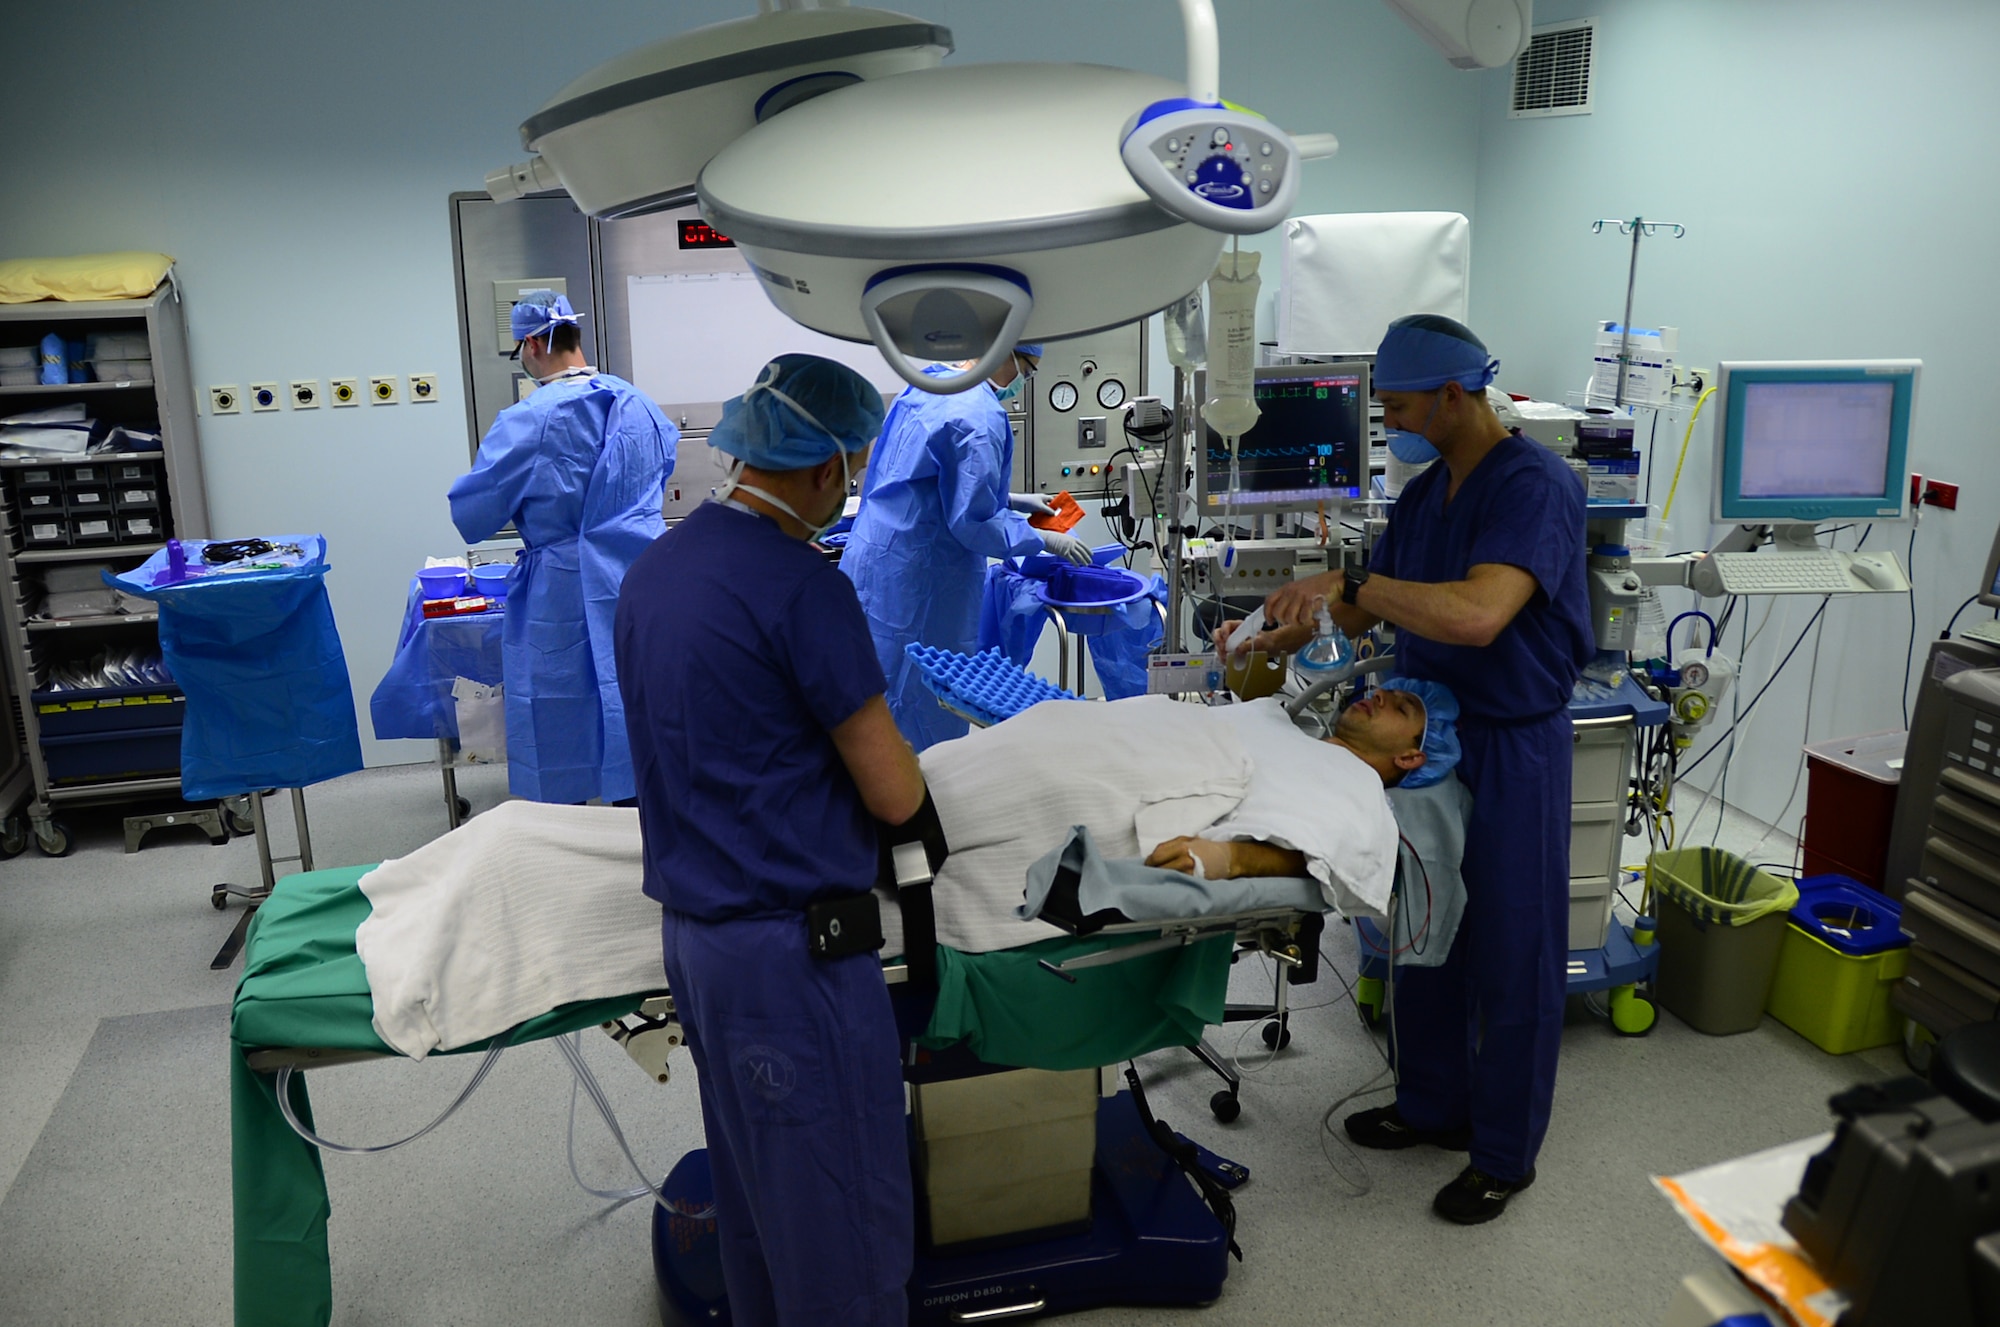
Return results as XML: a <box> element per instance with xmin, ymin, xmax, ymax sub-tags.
<box><xmin>1649</xmin><ymin>848</ymin><xmax>1800</xmax><ymax>1035</ymax></box>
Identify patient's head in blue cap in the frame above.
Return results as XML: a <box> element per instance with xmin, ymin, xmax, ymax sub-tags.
<box><xmin>711</xmin><ymin>353</ymin><xmax>887</xmax><ymax>471</ymax></box>
<box><xmin>1332</xmin><ymin>676</ymin><xmax>1461</xmax><ymax>788</ymax></box>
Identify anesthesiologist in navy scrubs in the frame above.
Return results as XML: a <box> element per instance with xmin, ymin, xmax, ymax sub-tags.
<box><xmin>1222</xmin><ymin>314</ymin><xmax>1594</xmax><ymax>1225</ymax></box>
<box><xmin>615</xmin><ymin>353</ymin><xmax>925</xmax><ymax>1324</ymax></box>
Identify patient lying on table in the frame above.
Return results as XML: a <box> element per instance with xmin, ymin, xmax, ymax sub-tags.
<box><xmin>1142</xmin><ymin>688</ymin><xmax>1430</xmax><ymax>882</ymax></box>
<box><xmin>353</xmin><ymin>683</ymin><xmax>1458</xmax><ymax>1057</ymax></box>
<box><xmin>906</xmin><ymin>682</ymin><xmax>1455</xmax><ymax>954</ymax></box>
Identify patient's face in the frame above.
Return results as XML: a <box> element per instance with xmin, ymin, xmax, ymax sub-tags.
<box><xmin>1333</xmin><ymin>689</ymin><xmax>1427</xmax><ymax>766</ymax></box>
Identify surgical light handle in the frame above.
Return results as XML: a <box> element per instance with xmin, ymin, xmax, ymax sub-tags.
<box><xmin>858</xmin><ymin>269</ymin><xmax>1035</xmax><ymax>395</ymax></box>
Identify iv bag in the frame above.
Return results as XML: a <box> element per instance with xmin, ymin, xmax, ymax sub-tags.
<box><xmin>1203</xmin><ymin>249</ymin><xmax>1261</xmax><ymax>439</ymax></box>
<box><xmin>1165</xmin><ymin>288</ymin><xmax>1207</xmax><ymax>371</ymax></box>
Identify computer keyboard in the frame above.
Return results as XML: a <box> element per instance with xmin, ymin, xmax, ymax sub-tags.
<box><xmin>1709</xmin><ymin>550</ymin><xmax>1855</xmax><ymax>595</ymax></box>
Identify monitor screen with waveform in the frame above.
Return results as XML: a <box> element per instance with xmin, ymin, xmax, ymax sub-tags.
<box><xmin>1201</xmin><ymin>365</ymin><xmax>1367</xmax><ymax>511</ymax></box>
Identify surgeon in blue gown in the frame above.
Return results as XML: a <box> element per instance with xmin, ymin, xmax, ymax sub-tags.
<box><xmin>841</xmin><ymin>345</ymin><xmax>1094</xmax><ymax>750</ymax></box>
<box><xmin>448</xmin><ymin>290</ymin><xmax>675</xmax><ymax>805</ymax></box>
<box><xmin>1222</xmin><ymin>315</ymin><xmax>1594</xmax><ymax>1225</ymax></box>
<box><xmin>615</xmin><ymin>354</ymin><xmax>925</xmax><ymax>1326</ymax></box>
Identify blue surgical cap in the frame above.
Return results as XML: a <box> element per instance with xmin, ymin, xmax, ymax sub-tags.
<box><xmin>1375</xmin><ymin>314</ymin><xmax>1499</xmax><ymax>393</ymax></box>
<box><xmin>1375</xmin><ymin>674</ymin><xmax>1461</xmax><ymax>789</ymax></box>
<box><xmin>509</xmin><ymin>290</ymin><xmax>582</xmax><ymax>343</ymax></box>
<box><xmin>1014</xmin><ymin>343</ymin><xmax>1044</xmax><ymax>359</ymax></box>
<box><xmin>710</xmin><ymin>353</ymin><xmax>887</xmax><ymax>471</ymax></box>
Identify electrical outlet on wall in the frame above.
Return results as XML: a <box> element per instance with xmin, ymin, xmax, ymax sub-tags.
<box><xmin>368</xmin><ymin>375</ymin><xmax>400</xmax><ymax>404</ymax></box>
<box><xmin>409</xmin><ymin>373</ymin><xmax>440</xmax><ymax>403</ymax></box>
<box><xmin>330</xmin><ymin>378</ymin><xmax>360</xmax><ymax>407</ymax></box>
<box><xmin>250</xmin><ymin>382</ymin><xmax>280</xmax><ymax>412</ymax></box>
<box><xmin>291</xmin><ymin>379</ymin><xmax>321</xmax><ymax>409</ymax></box>
<box><xmin>209</xmin><ymin>385</ymin><xmax>241</xmax><ymax>415</ymax></box>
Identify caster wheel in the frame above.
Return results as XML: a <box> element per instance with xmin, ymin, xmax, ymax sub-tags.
<box><xmin>224</xmin><ymin>803</ymin><xmax>256</xmax><ymax>837</ymax></box>
<box><xmin>1261</xmin><ymin>1022</ymin><xmax>1292</xmax><ymax>1050</ymax></box>
<box><xmin>455</xmin><ymin>797</ymin><xmax>471</xmax><ymax>820</ymax></box>
<box><xmin>1610</xmin><ymin>988</ymin><xmax>1656</xmax><ymax>1037</ymax></box>
<box><xmin>211</xmin><ymin>886</ymin><xmax>230</xmax><ymax>911</ymax></box>
<box><xmin>1209</xmin><ymin>1091</ymin><xmax>1241</xmax><ymax>1124</ymax></box>
<box><xmin>34</xmin><ymin>821</ymin><xmax>73</xmax><ymax>858</ymax></box>
<box><xmin>0</xmin><ymin>815</ymin><xmax>27</xmax><ymax>860</ymax></box>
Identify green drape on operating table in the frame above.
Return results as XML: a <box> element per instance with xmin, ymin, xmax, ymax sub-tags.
<box><xmin>230</xmin><ymin>866</ymin><xmax>647</xmax><ymax>1327</ymax></box>
<box><xmin>231</xmin><ymin>866</ymin><xmax>1236</xmax><ymax>1326</ymax></box>
<box><xmin>922</xmin><ymin>933</ymin><xmax>1233</xmax><ymax>1071</ymax></box>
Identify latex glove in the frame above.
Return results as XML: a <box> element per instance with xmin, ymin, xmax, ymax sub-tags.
<box><xmin>1041</xmin><ymin>530</ymin><xmax>1093</xmax><ymax>565</ymax></box>
<box><xmin>1009</xmin><ymin>491</ymin><xmax>1057</xmax><ymax>517</ymax></box>
<box><xmin>1146</xmin><ymin>836</ymin><xmax>1234</xmax><ymax>880</ymax></box>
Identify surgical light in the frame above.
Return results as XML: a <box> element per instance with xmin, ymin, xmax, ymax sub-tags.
<box><xmin>486</xmin><ymin>4</ymin><xmax>953</xmax><ymax>219</ymax></box>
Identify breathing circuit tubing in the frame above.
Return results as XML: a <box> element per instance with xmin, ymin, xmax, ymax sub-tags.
<box><xmin>272</xmin><ymin>1027</ymin><xmax>712</xmax><ymax>1220</ymax></box>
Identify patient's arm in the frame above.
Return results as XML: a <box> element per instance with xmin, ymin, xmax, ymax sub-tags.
<box><xmin>1146</xmin><ymin>835</ymin><xmax>1308</xmax><ymax>880</ymax></box>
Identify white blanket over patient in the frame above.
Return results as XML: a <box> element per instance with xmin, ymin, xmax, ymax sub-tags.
<box><xmin>910</xmin><ymin>695</ymin><xmax>1254</xmax><ymax>953</ymax></box>
<box><xmin>355</xmin><ymin>801</ymin><xmax>665</xmax><ymax>1058</ymax></box>
<box><xmin>1200</xmin><ymin>699</ymin><xmax>1400</xmax><ymax>919</ymax></box>
<box><xmin>906</xmin><ymin>695</ymin><xmax>1399</xmax><ymax>952</ymax></box>
<box><xmin>352</xmin><ymin>697</ymin><xmax>1402</xmax><ymax>1056</ymax></box>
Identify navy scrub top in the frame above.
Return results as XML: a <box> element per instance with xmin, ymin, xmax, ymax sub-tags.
<box><xmin>1370</xmin><ymin>434</ymin><xmax>1596</xmax><ymax>722</ymax></box>
<box><xmin>615</xmin><ymin>501</ymin><xmax>887</xmax><ymax>920</ymax></box>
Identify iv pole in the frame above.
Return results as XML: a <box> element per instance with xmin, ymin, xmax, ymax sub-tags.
<box><xmin>1590</xmin><ymin>216</ymin><xmax>1686</xmax><ymax>407</ymax></box>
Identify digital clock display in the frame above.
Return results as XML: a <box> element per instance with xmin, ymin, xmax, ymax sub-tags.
<box><xmin>678</xmin><ymin>220</ymin><xmax>735</xmax><ymax>249</ymax></box>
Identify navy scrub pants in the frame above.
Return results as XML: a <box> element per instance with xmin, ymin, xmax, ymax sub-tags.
<box><xmin>1390</xmin><ymin>709</ymin><xmax>1574</xmax><ymax>1182</ymax></box>
<box><xmin>661</xmin><ymin>908</ymin><xmax>913</xmax><ymax>1326</ymax></box>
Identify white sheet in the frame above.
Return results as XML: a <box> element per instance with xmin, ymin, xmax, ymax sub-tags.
<box><xmin>1276</xmin><ymin>211</ymin><xmax>1471</xmax><ymax>356</ymax></box>
<box><xmin>1196</xmin><ymin>699</ymin><xmax>1401</xmax><ymax>918</ymax></box>
<box><xmin>352</xmin><ymin>698</ymin><xmax>1395</xmax><ymax>1055</ymax></box>
<box><xmin>912</xmin><ymin>695</ymin><xmax>1254</xmax><ymax>953</ymax></box>
<box><xmin>355</xmin><ymin>801</ymin><xmax>665</xmax><ymax>1059</ymax></box>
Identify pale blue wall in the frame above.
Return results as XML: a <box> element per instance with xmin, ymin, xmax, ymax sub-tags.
<box><xmin>0</xmin><ymin>0</ymin><xmax>1479</xmax><ymax>766</ymax></box>
<box><xmin>1469</xmin><ymin>0</ymin><xmax>2000</xmax><ymax>837</ymax></box>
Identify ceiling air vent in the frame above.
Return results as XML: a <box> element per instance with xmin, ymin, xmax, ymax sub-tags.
<box><xmin>1510</xmin><ymin>18</ymin><xmax>1596</xmax><ymax>119</ymax></box>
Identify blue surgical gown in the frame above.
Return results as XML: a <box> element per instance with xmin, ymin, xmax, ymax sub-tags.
<box><xmin>842</xmin><ymin>373</ymin><xmax>1043</xmax><ymax>750</ymax></box>
<box><xmin>615</xmin><ymin>500</ymin><xmax>910</xmax><ymax>1325</ymax></box>
<box><xmin>448</xmin><ymin>372</ymin><xmax>674</xmax><ymax>805</ymax></box>
<box><xmin>1369</xmin><ymin>434</ymin><xmax>1595</xmax><ymax>1182</ymax></box>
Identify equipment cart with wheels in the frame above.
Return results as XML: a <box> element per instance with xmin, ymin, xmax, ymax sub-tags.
<box><xmin>368</xmin><ymin>573</ymin><xmax>506</xmax><ymax>829</ymax></box>
<box><xmin>0</xmin><ymin>281</ymin><xmax>210</xmax><ymax>855</ymax></box>
<box><xmin>1354</xmin><ymin>673</ymin><xmax>1669</xmax><ymax>1035</ymax></box>
<box><xmin>108</xmin><ymin>535</ymin><xmax>363</xmax><ymax>967</ymax></box>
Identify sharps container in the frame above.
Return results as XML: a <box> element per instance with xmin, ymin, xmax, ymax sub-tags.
<box><xmin>1766</xmin><ymin>875</ymin><xmax>1908</xmax><ymax>1054</ymax></box>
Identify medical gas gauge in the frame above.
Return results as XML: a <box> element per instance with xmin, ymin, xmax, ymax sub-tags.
<box><xmin>1096</xmin><ymin>378</ymin><xmax>1126</xmax><ymax>410</ymax></box>
<box><xmin>1049</xmin><ymin>382</ymin><xmax>1079</xmax><ymax>412</ymax></box>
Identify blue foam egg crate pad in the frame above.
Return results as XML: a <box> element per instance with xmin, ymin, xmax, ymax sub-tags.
<box><xmin>905</xmin><ymin>645</ymin><xmax>1080</xmax><ymax>723</ymax></box>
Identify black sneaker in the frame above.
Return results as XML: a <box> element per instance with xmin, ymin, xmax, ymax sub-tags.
<box><xmin>1343</xmin><ymin>1104</ymin><xmax>1472</xmax><ymax>1152</ymax></box>
<box><xmin>1432</xmin><ymin>1165</ymin><xmax>1536</xmax><ymax>1225</ymax></box>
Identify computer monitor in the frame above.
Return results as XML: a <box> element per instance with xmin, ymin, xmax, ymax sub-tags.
<box><xmin>1713</xmin><ymin>360</ymin><xmax>1920</xmax><ymax>524</ymax></box>
<box><xmin>1195</xmin><ymin>363</ymin><xmax>1368</xmax><ymax>514</ymax></box>
<box><xmin>1978</xmin><ymin>519</ymin><xmax>2000</xmax><ymax>612</ymax></box>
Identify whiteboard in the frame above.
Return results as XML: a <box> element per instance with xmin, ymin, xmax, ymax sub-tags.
<box><xmin>625</xmin><ymin>271</ymin><xmax>907</xmax><ymax>411</ymax></box>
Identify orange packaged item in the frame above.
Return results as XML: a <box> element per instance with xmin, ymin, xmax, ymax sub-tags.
<box><xmin>1028</xmin><ymin>491</ymin><xmax>1084</xmax><ymax>532</ymax></box>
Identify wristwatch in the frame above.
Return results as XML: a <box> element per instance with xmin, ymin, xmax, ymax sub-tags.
<box><xmin>1340</xmin><ymin>566</ymin><xmax>1370</xmax><ymax>606</ymax></box>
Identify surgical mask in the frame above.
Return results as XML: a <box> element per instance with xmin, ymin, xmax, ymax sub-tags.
<box><xmin>718</xmin><ymin>446</ymin><xmax>854</xmax><ymax>541</ymax></box>
<box><xmin>992</xmin><ymin>355</ymin><xmax>1032</xmax><ymax>405</ymax></box>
